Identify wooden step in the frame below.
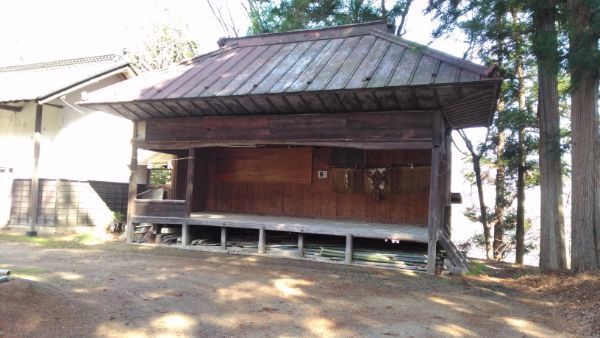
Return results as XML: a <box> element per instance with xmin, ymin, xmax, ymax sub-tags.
<box><xmin>437</xmin><ymin>230</ymin><xmax>469</xmax><ymax>272</ymax></box>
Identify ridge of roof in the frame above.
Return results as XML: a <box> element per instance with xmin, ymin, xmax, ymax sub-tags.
<box><xmin>215</xmin><ymin>21</ymin><xmax>491</xmax><ymax>76</ymax></box>
<box><xmin>0</xmin><ymin>54</ymin><xmax>123</xmax><ymax>72</ymax></box>
<box><xmin>218</xmin><ymin>20</ymin><xmax>391</xmax><ymax>47</ymax></box>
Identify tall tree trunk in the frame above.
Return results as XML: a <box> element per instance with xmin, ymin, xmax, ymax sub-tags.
<box><xmin>459</xmin><ymin>131</ymin><xmax>493</xmax><ymax>259</ymax></box>
<box><xmin>492</xmin><ymin>13</ymin><xmax>507</xmax><ymax>261</ymax></box>
<box><xmin>512</xmin><ymin>10</ymin><xmax>527</xmax><ymax>265</ymax></box>
<box><xmin>515</xmin><ymin>128</ymin><xmax>526</xmax><ymax>264</ymax></box>
<box><xmin>534</xmin><ymin>0</ymin><xmax>567</xmax><ymax>272</ymax></box>
<box><xmin>493</xmin><ymin>101</ymin><xmax>507</xmax><ymax>260</ymax></box>
<box><xmin>474</xmin><ymin>155</ymin><xmax>493</xmax><ymax>260</ymax></box>
<box><xmin>568</xmin><ymin>0</ymin><xmax>600</xmax><ymax>272</ymax></box>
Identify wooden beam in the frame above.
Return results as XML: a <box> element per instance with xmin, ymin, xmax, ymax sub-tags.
<box><xmin>427</xmin><ymin>146</ymin><xmax>442</xmax><ymax>273</ymax></box>
<box><xmin>297</xmin><ymin>233</ymin><xmax>304</xmax><ymax>257</ymax></box>
<box><xmin>27</xmin><ymin>104</ymin><xmax>43</xmax><ymax>236</ymax></box>
<box><xmin>126</xmin><ymin>121</ymin><xmax>139</xmax><ymax>243</ymax></box>
<box><xmin>0</xmin><ymin>104</ymin><xmax>22</xmax><ymax>112</ymax></box>
<box><xmin>143</xmin><ymin>111</ymin><xmax>434</xmax><ymax>145</ymax></box>
<box><xmin>137</xmin><ymin>140</ymin><xmax>433</xmax><ymax>151</ymax></box>
<box><xmin>184</xmin><ymin>148</ymin><xmax>195</xmax><ymax>217</ymax></box>
<box><xmin>345</xmin><ymin>234</ymin><xmax>353</xmax><ymax>264</ymax></box>
<box><xmin>258</xmin><ymin>228</ymin><xmax>266</xmax><ymax>254</ymax></box>
<box><xmin>221</xmin><ymin>227</ymin><xmax>227</xmax><ymax>250</ymax></box>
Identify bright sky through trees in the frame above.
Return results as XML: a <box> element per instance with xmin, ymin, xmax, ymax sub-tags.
<box><xmin>0</xmin><ymin>0</ymin><xmax>468</xmax><ymax>64</ymax></box>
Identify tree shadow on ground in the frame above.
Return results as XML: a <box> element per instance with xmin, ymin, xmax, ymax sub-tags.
<box><xmin>0</xmin><ymin>238</ymin><xmax>577</xmax><ymax>337</ymax></box>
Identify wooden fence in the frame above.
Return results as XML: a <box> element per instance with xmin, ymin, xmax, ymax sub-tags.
<box><xmin>9</xmin><ymin>179</ymin><xmax>128</xmax><ymax>226</ymax></box>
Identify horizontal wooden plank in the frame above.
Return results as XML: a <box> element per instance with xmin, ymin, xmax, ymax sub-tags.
<box><xmin>139</xmin><ymin>140</ymin><xmax>434</xmax><ymax>151</ymax></box>
<box><xmin>133</xmin><ymin>199</ymin><xmax>186</xmax><ymax>218</ymax></box>
<box><xmin>133</xmin><ymin>212</ymin><xmax>429</xmax><ymax>242</ymax></box>
<box><xmin>143</xmin><ymin>111</ymin><xmax>434</xmax><ymax>144</ymax></box>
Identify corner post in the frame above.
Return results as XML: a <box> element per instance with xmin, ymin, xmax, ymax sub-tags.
<box><xmin>444</xmin><ymin>129</ymin><xmax>452</xmax><ymax>239</ymax></box>
<box><xmin>27</xmin><ymin>104</ymin><xmax>43</xmax><ymax>237</ymax></box>
<box><xmin>126</xmin><ymin>121</ymin><xmax>138</xmax><ymax>243</ymax></box>
<box><xmin>427</xmin><ymin>111</ymin><xmax>444</xmax><ymax>273</ymax></box>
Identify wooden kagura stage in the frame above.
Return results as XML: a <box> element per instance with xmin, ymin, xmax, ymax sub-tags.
<box><xmin>82</xmin><ymin>21</ymin><xmax>500</xmax><ymax>273</ymax></box>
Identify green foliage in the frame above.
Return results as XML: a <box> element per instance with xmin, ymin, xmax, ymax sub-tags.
<box><xmin>246</xmin><ymin>0</ymin><xmax>412</xmax><ymax>34</ymax></box>
<box><xmin>463</xmin><ymin>207</ymin><xmax>538</xmax><ymax>260</ymax></box>
<box><xmin>112</xmin><ymin>212</ymin><xmax>126</xmax><ymax>223</ymax></box>
<box><xmin>561</xmin><ymin>0</ymin><xmax>600</xmax><ymax>84</ymax></box>
<box><xmin>466</xmin><ymin>261</ymin><xmax>492</xmax><ymax>275</ymax></box>
<box><xmin>148</xmin><ymin>163</ymin><xmax>171</xmax><ymax>185</ymax></box>
<box><xmin>129</xmin><ymin>22</ymin><xmax>199</xmax><ymax>72</ymax></box>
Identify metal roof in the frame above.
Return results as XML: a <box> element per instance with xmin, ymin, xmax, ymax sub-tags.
<box><xmin>82</xmin><ymin>21</ymin><xmax>501</xmax><ymax>129</ymax></box>
<box><xmin>0</xmin><ymin>54</ymin><xmax>135</xmax><ymax>104</ymax></box>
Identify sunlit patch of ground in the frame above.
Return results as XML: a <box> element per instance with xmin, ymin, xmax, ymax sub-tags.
<box><xmin>0</xmin><ymin>234</ymin><xmax>592</xmax><ymax>337</ymax></box>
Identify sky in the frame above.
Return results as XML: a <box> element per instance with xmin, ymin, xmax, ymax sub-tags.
<box><xmin>0</xmin><ymin>0</ymin><xmax>471</xmax><ymax>65</ymax></box>
<box><xmin>1</xmin><ymin>0</ymin><xmax>535</xmax><ymax>263</ymax></box>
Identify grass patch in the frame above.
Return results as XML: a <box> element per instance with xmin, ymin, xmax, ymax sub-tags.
<box><xmin>6</xmin><ymin>266</ymin><xmax>48</xmax><ymax>281</ymax></box>
<box><xmin>466</xmin><ymin>261</ymin><xmax>492</xmax><ymax>276</ymax></box>
<box><xmin>0</xmin><ymin>233</ymin><xmax>92</xmax><ymax>249</ymax></box>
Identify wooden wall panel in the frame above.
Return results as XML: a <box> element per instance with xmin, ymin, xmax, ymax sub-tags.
<box><xmin>143</xmin><ymin>111</ymin><xmax>433</xmax><ymax>144</ymax></box>
<box><xmin>201</xmin><ymin>146</ymin><xmax>431</xmax><ymax>226</ymax></box>
<box><xmin>192</xmin><ymin>148</ymin><xmax>210</xmax><ymax>211</ymax></box>
<box><xmin>133</xmin><ymin>200</ymin><xmax>186</xmax><ymax>218</ymax></box>
<box><xmin>215</xmin><ymin>147</ymin><xmax>312</xmax><ymax>184</ymax></box>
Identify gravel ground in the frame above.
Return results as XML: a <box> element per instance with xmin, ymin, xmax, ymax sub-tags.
<box><xmin>0</xmin><ymin>236</ymin><xmax>580</xmax><ymax>337</ymax></box>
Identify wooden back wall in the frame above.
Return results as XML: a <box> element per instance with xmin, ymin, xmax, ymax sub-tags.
<box><xmin>191</xmin><ymin>146</ymin><xmax>431</xmax><ymax>226</ymax></box>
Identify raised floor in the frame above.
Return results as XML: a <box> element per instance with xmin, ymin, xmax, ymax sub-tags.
<box><xmin>132</xmin><ymin>212</ymin><xmax>428</xmax><ymax>243</ymax></box>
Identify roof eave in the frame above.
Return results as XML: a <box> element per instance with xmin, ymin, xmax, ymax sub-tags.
<box><xmin>37</xmin><ymin>64</ymin><xmax>136</xmax><ymax>104</ymax></box>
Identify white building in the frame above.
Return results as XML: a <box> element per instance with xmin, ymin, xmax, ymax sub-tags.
<box><xmin>0</xmin><ymin>55</ymin><xmax>138</xmax><ymax>230</ymax></box>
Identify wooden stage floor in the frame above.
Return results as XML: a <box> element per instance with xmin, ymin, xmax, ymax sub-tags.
<box><xmin>133</xmin><ymin>212</ymin><xmax>428</xmax><ymax>243</ymax></box>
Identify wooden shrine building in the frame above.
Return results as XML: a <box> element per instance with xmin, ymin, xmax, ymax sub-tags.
<box><xmin>81</xmin><ymin>21</ymin><xmax>500</xmax><ymax>273</ymax></box>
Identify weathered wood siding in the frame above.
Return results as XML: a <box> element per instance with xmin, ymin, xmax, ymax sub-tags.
<box><xmin>215</xmin><ymin>147</ymin><xmax>312</xmax><ymax>184</ymax></box>
<box><xmin>140</xmin><ymin>111</ymin><xmax>434</xmax><ymax>149</ymax></box>
<box><xmin>195</xmin><ymin>147</ymin><xmax>431</xmax><ymax>226</ymax></box>
<box><xmin>9</xmin><ymin>179</ymin><xmax>128</xmax><ymax>226</ymax></box>
<box><xmin>133</xmin><ymin>199</ymin><xmax>186</xmax><ymax>218</ymax></box>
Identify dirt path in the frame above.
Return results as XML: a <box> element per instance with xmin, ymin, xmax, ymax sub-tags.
<box><xmin>0</xmin><ymin>237</ymin><xmax>579</xmax><ymax>337</ymax></box>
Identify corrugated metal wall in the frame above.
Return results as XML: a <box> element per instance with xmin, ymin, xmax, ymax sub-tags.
<box><xmin>9</xmin><ymin>179</ymin><xmax>128</xmax><ymax>226</ymax></box>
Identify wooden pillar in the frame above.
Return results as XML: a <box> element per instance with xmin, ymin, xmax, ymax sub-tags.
<box><xmin>297</xmin><ymin>233</ymin><xmax>304</xmax><ymax>257</ymax></box>
<box><xmin>258</xmin><ymin>228</ymin><xmax>266</xmax><ymax>254</ymax></box>
<box><xmin>126</xmin><ymin>122</ymin><xmax>138</xmax><ymax>243</ymax></box>
<box><xmin>345</xmin><ymin>234</ymin><xmax>353</xmax><ymax>264</ymax></box>
<box><xmin>220</xmin><ymin>227</ymin><xmax>227</xmax><ymax>250</ymax></box>
<box><xmin>53</xmin><ymin>178</ymin><xmax>60</xmax><ymax>226</ymax></box>
<box><xmin>444</xmin><ymin>129</ymin><xmax>453</xmax><ymax>239</ymax></box>
<box><xmin>170</xmin><ymin>159</ymin><xmax>178</xmax><ymax>199</ymax></box>
<box><xmin>182</xmin><ymin>223</ymin><xmax>190</xmax><ymax>246</ymax></box>
<box><xmin>27</xmin><ymin>104</ymin><xmax>43</xmax><ymax>237</ymax></box>
<box><xmin>184</xmin><ymin>148</ymin><xmax>195</xmax><ymax>217</ymax></box>
<box><xmin>427</xmin><ymin>146</ymin><xmax>442</xmax><ymax>273</ymax></box>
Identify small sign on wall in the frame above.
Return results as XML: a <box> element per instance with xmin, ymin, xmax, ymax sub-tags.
<box><xmin>317</xmin><ymin>170</ymin><xmax>327</xmax><ymax>179</ymax></box>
